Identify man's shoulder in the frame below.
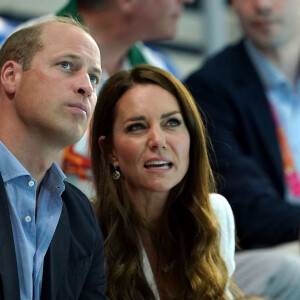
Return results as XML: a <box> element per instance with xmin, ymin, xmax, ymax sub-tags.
<box><xmin>186</xmin><ymin>40</ymin><xmax>246</xmax><ymax>83</ymax></box>
<box><xmin>62</xmin><ymin>181</ymin><xmax>99</xmax><ymax>232</ymax></box>
<box><xmin>62</xmin><ymin>181</ymin><xmax>93</xmax><ymax>211</ymax></box>
<box><xmin>64</xmin><ymin>180</ymin><xmax>84</xmax><ymax>192</ymax></box>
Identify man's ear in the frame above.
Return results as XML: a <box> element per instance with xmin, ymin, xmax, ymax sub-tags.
<box><xmin>1</xmin><ymin>61</ymin><xmax>22</xmax><ymax>95</ymax></box>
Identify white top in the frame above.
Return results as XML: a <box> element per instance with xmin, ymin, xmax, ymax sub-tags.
<box><xmin>142</xmin><ymin>193</ymin><xmax>236</xmax><ymax>299</ymax></box>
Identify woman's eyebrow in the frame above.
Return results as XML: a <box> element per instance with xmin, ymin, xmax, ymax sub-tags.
<box><xmin>122</xmin><ymin>111</ymin><xmax>181</xmax><ymax>124</ymax></box>
<box><xmin>123</xmin><ymin>116</ymin><xmax>146</xmax><ymax>125</ymax></box>
<box><xmin>161</xmin><ymin>111</ymin><xmax>181</xmax><ymax>119</ymax></box>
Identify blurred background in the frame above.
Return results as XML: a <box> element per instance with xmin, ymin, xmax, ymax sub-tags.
<box><xmin>0</xmin><ymin>0</ymin><xmax>241</xmax><ymax>78</ymax></box>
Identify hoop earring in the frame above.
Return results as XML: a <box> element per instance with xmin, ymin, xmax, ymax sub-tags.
<box><xmin>112</xmin><ymin>166</ymin><xmax>121</xmax><ymax>180</ymax></box>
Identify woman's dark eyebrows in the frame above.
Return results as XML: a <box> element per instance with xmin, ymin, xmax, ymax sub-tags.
<box><xmin>161</xmin><ymin>111</ymin><xmax>181</xmax><ymax>119</ymax></box>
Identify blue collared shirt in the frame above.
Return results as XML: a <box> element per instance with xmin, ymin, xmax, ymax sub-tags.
<box><xmin>0</xmin><ymin>141</ymin><xmax>65</xmax><ymax>300</ymax></box>
<box><xmin>245</xmin><ymin>40</ymin><xmax>300</xmax><ymax>203</ymax></box>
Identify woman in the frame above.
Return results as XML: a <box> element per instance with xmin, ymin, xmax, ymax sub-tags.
<box><xmin>90</xmin><ymin>64</ymin><xmax>236</xmax><ymax>299</ymax></box>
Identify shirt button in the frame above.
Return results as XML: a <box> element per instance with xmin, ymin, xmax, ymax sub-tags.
<box><xmin>25</xmin><ymin>216</ymin><xmax>32</xmax><ymax>222</ymax></box>
<box><xmin>28</xmin><ymin>180</ymin><xmax>34</xmax><ymax>187</ymax></box>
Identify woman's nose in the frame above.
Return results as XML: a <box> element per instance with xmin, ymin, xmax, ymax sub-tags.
<box><xmin>147</xmin><ymin>126</ymin><xmax>167</xmax><ymax>150</ymax></box>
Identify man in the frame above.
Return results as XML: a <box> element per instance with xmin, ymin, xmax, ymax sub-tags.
<box><xmin>185</xmin><ymin>0</ymin><xmax>300</xmax><ymax>298</ymax></box>
<box><xmin>0</xmin><ymin>17</ymin><xmax>107</xmax><ymax>299</ymax></box>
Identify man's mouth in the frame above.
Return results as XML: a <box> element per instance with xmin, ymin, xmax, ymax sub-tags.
<box><xmin>67</xmin><ymin>103</ymin><xmax>88</xmax><ymax>115</ymax></box>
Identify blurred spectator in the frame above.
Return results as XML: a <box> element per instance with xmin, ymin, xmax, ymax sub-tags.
<box><xmin>185</xmin><ymin>0</ymin><xmax>300</xmax><ymax>299</ymax></box>
<box><xmin>0</xmin><ymin>16</ymin><xmax>18</xmax><ymax>45</ymax></box>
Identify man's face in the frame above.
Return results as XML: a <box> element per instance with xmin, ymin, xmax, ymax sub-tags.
<box><xmin>14</xmin><ymin>22</ymin><xmax>101</xmax><ymax>147</ymax></box>
<box><xmin>231</xmin><ymin>0</ymin><xmax>300</xmax><ymax>49</ymax></box>
<box><xmin>134</xmin><ymin>0</ymin><xmax>195</xmax><ymax>41</ymax></box>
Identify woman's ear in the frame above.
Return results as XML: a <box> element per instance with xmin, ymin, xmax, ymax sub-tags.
<box><xmin>98</xmin><ymin>135</ymin><xmax>119</xmax><ymax>166</ymax></box>
<box><xmin>1</xmin><ymin>61</ymin><xmax>22</xmax><ymax>95</ymax></box>
<box><xmin>98</xmin><ymin>136</ymin><xmax>106</xmax><ymax>154</ymax></box>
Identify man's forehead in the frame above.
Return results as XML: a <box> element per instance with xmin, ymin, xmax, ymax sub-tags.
<box><xmin>41</xmin><ymin>22</ymin><xmax>98</xmax><ymax>53</ymax></box>
<box><xmin>39</xmin><ymin>23</ymin><xmax>100</xmax><ymax>68</ymax></box>
<box><xmin>43</xmin><ymin>21</ymin><xmax>84</xmax><ymax>38</ymax></box>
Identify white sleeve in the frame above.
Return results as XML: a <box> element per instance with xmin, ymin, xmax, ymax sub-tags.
<box><xmin>209</xmin><ymin>193</ymin><xmax>236</xmax><ymax>277</ymax></box>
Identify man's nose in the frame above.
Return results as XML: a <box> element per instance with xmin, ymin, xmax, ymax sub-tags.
<box><xmin>76</xmin><ymin>72</ymin><xmax>93</xmax><ymax>97</ymax></box>
<box><xmin>254</xmin><ymin>0</ymin><xmax>273</xmax><ymax>13</ymax></box>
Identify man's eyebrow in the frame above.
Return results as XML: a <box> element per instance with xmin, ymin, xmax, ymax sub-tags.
<box><xmin>91</xmin><ymin>66</ymin><xmax>102</xmax><ymax>77</ymax></box>
<box><xmin>59</xmin><ymin>53</ymin><xmax>81</xmax><ymax>61</ymax></box>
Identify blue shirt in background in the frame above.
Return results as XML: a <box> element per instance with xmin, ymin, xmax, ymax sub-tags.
<box><xmin>0</xmin><ymin>16</ymin><xmax>18</xmax><ymax>45</ymax></box>
<box><xmin>245</xmin><ymin>40</ymin><xmax>300</xmax><ymax>203</ymax></box>
<box><xmin>0</xmin><ymin>141</ymin><xmax>65</xmax><ymax>300</ymax></box>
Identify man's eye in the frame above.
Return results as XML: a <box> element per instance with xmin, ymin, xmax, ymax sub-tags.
<box><xmin>60</xmin><ymin>61</ymin><xmax>72</xmax><ymax>70</ymax></box>
<box><xmin>126</xmin><ymin>123</ymin><xmax>145</xmax><ymax>132</ymax></box>
<box><xmin>89</xmin><ymin>74</ymin><xmax>98</xmax><ymax>85</ymax></box>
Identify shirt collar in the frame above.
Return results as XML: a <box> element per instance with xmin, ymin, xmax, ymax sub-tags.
<box><xmin>0</xmin><ymin>141</ymin><xmax>29</xmax><ymax>182</ymax></box>
<box><xmin>0</xmin><ymin>141</ymin><xmax>66</xmax><ymax>195</ymax></box>
<box><xmin>42</xmin><ymin>162</ymin><xmax>66</xmax><ymax>196</ymax></box>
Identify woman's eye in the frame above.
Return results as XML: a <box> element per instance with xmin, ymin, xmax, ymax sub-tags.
<box><xmin>166</xmin><ymin>118</ymin><xmax>181</xmax><ymax>127</ymax></box>
<box><xmin>89</xmin><ymin>74</ymin><xmax>98</xmax><ymax>85</ymax></box>
<box><xmin>60</xmin><ymin>61</ymin><xmax>72</xmax><ymax>70</ymax></box>
<box><xmin>126</xmin><ymin>123</ymin><xmax>145</xmax><ymax>132</ymax></box>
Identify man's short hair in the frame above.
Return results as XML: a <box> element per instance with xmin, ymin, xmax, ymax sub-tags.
<box><xmin>0</xmin><ymin>16</ymin><xmax>89</xmax><ymax>72</ymax></box>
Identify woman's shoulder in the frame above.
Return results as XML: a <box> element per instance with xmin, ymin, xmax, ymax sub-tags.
<box><xmin>209</xmin><ymin>193</ymin><xmax>232</xmax><ymax>218</ymax></box>
<box><xmin>209</xmin><ymin>193</ymin><xmax>236</xmax><ymax>277</ymax></box>
<box><xmin>209</xmin><ymin>193</ymin><xmax>235</xmax><ymax>251</ymax></box>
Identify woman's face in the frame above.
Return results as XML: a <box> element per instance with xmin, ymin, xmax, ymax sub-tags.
<box><xmin>108</xmin><ymin>84</ymin><xmax>190</xmax><ymax>198</ymax></box>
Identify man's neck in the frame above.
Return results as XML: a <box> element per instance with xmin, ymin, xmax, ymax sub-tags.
<box><xmin>101</xmin><ymin>45</ymin><xmax>131</xmax><ymax>76</ymax></box>
<box><xmin>254</xmin><ymin>39</ymin><xmax>300</xmax><ymax>86</ymax></box>
<box><xmin>0</xmin><ymin>134</ymin><xmax>57</xmax><ymax>186</ymax></box>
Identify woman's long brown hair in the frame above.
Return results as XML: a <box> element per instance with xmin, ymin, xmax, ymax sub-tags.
<box><xmin>90</xmin><ymin>64</ymin><xmax>230</xmax><ymax>299</ymax></box>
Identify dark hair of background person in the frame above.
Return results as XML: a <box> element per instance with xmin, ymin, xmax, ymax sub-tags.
<box><xmin>90</xmin><ymin>64</ymin><xmax>231</xmax><ymax>299</ymax></box>
<box><xmin>76</xmin><ymin>0</ymin><xmax>201</xmax><ymax>10</ymax></box>
<box><xmin>77</xmin><ymin>0</ymin><xmax>109</xmax><ymax>10</ymax></box>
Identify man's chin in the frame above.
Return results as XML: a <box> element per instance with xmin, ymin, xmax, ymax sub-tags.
<box><xmin>62</xmin><ymin>130</ymin><xmax>86</xmax><ymax>148</ymax></box>
<box><xmin>150</xmin><ymin>31</ymin><xmax>177</xmax><ymax>42</ymax></box>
